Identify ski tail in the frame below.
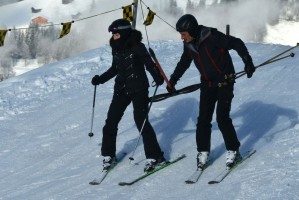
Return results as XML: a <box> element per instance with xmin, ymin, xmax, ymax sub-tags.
<box><xmin>185</xmin><ymin>170</ymin><xmax>204</xmax><ymax>184</ymax></box>
<box><xmin>185</xmin><ymin>161</ymin><xmax>210</xmax><ymax>184</ymax></box>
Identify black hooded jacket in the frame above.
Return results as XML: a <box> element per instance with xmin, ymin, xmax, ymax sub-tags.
<box><xmin>97</xmin><ymin>29</ymin><xmax>162</xmax><ymax>94</ymax></box>
<box><xmin>170</xmin><ymin>25</ymin><xmax>253</xmax><ymax>87</ymax></box>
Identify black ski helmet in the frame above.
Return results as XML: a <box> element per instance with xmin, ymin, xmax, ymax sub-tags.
<box><xmin>108</xmin><ymin>19</ymin><xmax>132</xmax><ymax>38</ymax></box>
<box><xmin>176</xmin><ymin>14</ymin><xmax>198</xmax><ymax>37</ymax></box>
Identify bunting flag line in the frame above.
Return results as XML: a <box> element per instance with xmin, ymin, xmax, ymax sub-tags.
<box><xmin>58</xmin><ymin>21</ymin><xmax>73</xmax><ymax>39</ymax></box>
<box><xmin>0</xmin><ymin>30</ymin><xmax>8</xmax><ymax>47</ymax></box>
<box><xmin>143</xmin><ymin>9</ymin><xmax>156</xmax><ymax>26</ymax></box>
<box><xmin>122</xmin><ymin>4</ymin><xmax>133</xmax><ymax>22</ymax></box>
<box><xmin>0</xmin><ymin>4</ymin><xmax>172</xmax><ymax>48</ymax></box>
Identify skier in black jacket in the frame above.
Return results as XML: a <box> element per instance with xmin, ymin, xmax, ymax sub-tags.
<box><xmin>167</xmin><ymin>14</ymin><xmax>256</xmax><ymax>170</ymax></box>
<box><xmin>91</xmin><ymin>19</ymin><xmax>165</xmax><ymax>173</ymax></box>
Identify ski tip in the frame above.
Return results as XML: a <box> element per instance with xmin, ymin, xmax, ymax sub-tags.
<box><xmin>246</xmin><ymin>149</ymin><xmax>256</xmax><ymax>154</ymax></box>
<box><xmin>185</xmin><ymin>180</ymin><xmax>195</xmax><ymax>184</ymax></box>
<box><xmin>118</xmin><ymin>182</ymin><xmax>130</xmax><ymax>186</ymax></box>
<box><xmin>176</xmin><ymin>154</ymin><xmax>187</xmax><ymax>160</ymax></box>
<box><xmin>243</xmin><ymin>150</ymin><xmax>257</xmax><ymax>158</ymax></box>
<box><xmin>89</xmin><ymin>181</ymin><xmax>100</xmax><ymax>185</ymax></box>
<box><xmin>208</xmin><ymin>180</ymin><xmax>220</xmax><ymax>184</ymax></box>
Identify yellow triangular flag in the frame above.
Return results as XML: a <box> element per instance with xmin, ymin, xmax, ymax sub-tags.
<box><xmin>59</xmin><ymin>21</ymin><xmax>73</xmax><ymax>39</ymax></box>
<box><xmin>143</xmin><ymin>9</ymin><xmax>156</xmax><ymax>26</ymax></box>
<box><xmin>0</xmin><ymin>30</ymin><xmax>8</xmax><ymax>47</ymax></box>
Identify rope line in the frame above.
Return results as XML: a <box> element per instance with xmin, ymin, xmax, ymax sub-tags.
<box><xmin>140</xmin><ymin>0</ymin><xmax>176</xmax><ymax>30</ymax></box>
<box><xmin>6</xmin><ymin>7</ymin><xmax>122</xmax><ymax>31</ymax></box>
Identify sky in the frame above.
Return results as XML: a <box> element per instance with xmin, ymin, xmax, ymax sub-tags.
<box><xmin>0</xmin><ymin>39</ymin><xmax>299</xmax><ymax>199</ymax></box>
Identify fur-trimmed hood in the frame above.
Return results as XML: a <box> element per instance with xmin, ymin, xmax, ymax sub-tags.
<box><xmin>110</xmin><ymin>29</ymin><xmax>143</xmax><ymax>51</ymax></box>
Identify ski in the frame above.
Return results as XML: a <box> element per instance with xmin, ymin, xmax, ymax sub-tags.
<box><xmin>185</xmin><ymin>164</ymin><xmax>209</xmax><ymax>184</ymax></box>
<box><xmin>89</xmin><ymin>153</ymin><xmax>126</xmax><ymax>185</ymax></box>
<box><xmin>118</xmin><ymin>154</ymin><xmax>186</xmax><ymax>186</ymax></box>
<box><xmin>208</xmin><ymin>150</ymin><xmax>256</xmax><ymax>184</ymax></box>
<box><xmin>185</xmin><ymin>170</ymin><xmax>204</xmax><ymax>184</ymax></box>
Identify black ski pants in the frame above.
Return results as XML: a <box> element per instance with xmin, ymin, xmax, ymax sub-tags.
<box><xmin>196</xmin><ymin>84</ymin><xmax>240</xmax><ymax>152</ymax></box>
<box><xmin>101</xmin><ymin>89</ymin><xmax>163</xmax><ymax>159</ymax></box>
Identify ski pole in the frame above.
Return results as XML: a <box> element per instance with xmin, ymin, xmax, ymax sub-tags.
<box><xmin>235</xmin><ymin>43</ymin><xmax>299</xmax><ymax>76</ymax></box>
<box><xmin>259</xmin><ymin>43</ymin><xmax>298</xmax><ymax>65</ymax></box>
<box><xmin>129</xmin><ymin>85</ymin><xmax>159</xmax><ymax>161</ymax></box>
<box><xmin>148</xmin><ymin>48</ymin><xmax>173</xmax><ymax>90</ymax></box>
<box><xmin>235</xmin><ymin>52</ymin><xmax>295</xmax><ymax>79</ymax></box>
<box><xmin>235</xmin><ymin>43</ymin><xmax>299</xmax><ymax>77</ymax></box>
<box><xmin>88</xmin><ymin>85</ymin><xmax>97</xmax><ymax>138</ymax></box>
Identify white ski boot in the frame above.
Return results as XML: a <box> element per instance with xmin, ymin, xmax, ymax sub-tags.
<box><xmin>197</xmin><ymin>151</ymin><xmax>209</xmax><ymax>170</ymax></box>
<box><xmin>226</xmin><ymin>150</ymin><xmax>242</xmax><ymax>169</ymax></box>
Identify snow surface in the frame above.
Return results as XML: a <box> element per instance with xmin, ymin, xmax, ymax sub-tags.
<box><xmin>13</xmin><ymin>59</ymin><xmax>40</xmax><ymax>76</ymax></box>
<box><xmin>0</xmin><ymin>40</ymin><xmax>299</xmax><ymax>200</ymax></box>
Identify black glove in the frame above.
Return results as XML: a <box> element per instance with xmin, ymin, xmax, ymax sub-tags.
<box><xmin>243</xmin><ymin>55</ymin><xmax>255</xmax><ymax>78</ymax></box>
<box><xmin>166</xmin><ymin>83</ymin><xmax>176</xmax><ymax>93</ymax></box>
<box><xmin>154</xmin><ymin>75</ymin><xmax>164</xmax><ymax>86</ymax></box>
<box><xmin>91</xmin><ymin>75</ymin><xmax>104</xmax><ymax>85</ymax></box>
<box><xmin>166</xmin><ymin>75</ymin><xmax>178</xmax><ymax>93</ymax></box>
<box><xmin>244</xmin><ymin>62</ymin><xmax>255</xmax><ymax>78</ymax></box>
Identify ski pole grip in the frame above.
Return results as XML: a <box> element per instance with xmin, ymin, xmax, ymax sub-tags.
<box><xmin>148</xmin><ymin>48</ymin><xmax>172</xmax><ymax>89</ymax></box>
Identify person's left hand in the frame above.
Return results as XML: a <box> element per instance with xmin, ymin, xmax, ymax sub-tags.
<box><xmin>154</xmin><ymin>75</ymin><xmax>164</xmax><ymax>86</ymax></box>
<box><xmin>244</xmin><ymin>61</ymin><xmax>255</xmax><ymax>78</ymax></box>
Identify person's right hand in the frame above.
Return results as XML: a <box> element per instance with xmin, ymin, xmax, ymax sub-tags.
<box><xmin>166</xmin><ymin>83</ymin><xmax>176</xmax><ymax>94</ymax></box>
<box><xmin>91</xmin><ymin>75</ymin><xmax>104</xmax><ymax>85</ymax></box>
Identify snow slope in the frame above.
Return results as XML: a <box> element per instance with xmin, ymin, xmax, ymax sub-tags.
<box><xmin>0</xmin><ymin>40</ymin><xmax>299</xmax><ymax>200</ymax></box>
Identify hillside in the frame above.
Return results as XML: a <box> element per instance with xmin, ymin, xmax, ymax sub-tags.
<box><xmin>0</xmin><ymin>41</ymin><xmax>298</xmax><ymax>199</ymax></box>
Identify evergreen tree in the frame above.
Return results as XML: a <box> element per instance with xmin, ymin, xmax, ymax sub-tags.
<box><xmin>90</xmin><ymin>0</ymin><xmax>96</xmax><ymax>12</ymax></box>
<box><xmin>0</xmin><ymin>57</ymin><xmax>15</xmax><ymax>81</ymax></box>
<box><xmin>25</xmin><ymin>22</ymin><xmax>40</xmax><ymax>59</ymax></box>
<box><xmin>168</xmin><ymin>0</ymin><xmax>183</xmax><ymax>17</ymax></box>
<box><xmin>186</xmin><ymin>0</ymin><xmax>196</xmax><ymax>13</ymax></box>
<box><xmin>199</xmin><ymin>0</ymin><xmax>206</xmax><ymax>8</ymax></box>
<box><xmin>221</xmin><ymin>0</ymin><xmax>238</xmax><ymax>3</ymax></box>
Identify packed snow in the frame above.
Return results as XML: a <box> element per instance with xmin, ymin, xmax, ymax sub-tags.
<box><xmin>0</xmin><ymin>40</ymin><xmax>298</xmax><ymax>200</ymax></box>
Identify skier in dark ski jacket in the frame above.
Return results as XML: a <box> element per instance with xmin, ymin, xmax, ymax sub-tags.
<box><xmin>91</xmin><ymin>19</ymin><xmax>165</xmax><ymax>173</ymax></box>
<box><xmin>167</xmin><ymin>14</ymin><xmax>255</xmax><ymax>170</ymax></box>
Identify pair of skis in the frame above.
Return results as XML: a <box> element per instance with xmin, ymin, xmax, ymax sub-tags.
<box><xmin>89</xmin><ymin>154</ymin><xmax>186</xmax><ymax>186</ymax></box>
<box><xmin>185</xmin><ymin>150</ymin><xmax>256</xmax><ymax>184</ymax></box>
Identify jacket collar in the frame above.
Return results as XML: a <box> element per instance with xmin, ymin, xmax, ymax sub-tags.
<box><xmin>184</xmin><ymin>25</ymin><xmax>211</xmax><ymax>53</ymax></box>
